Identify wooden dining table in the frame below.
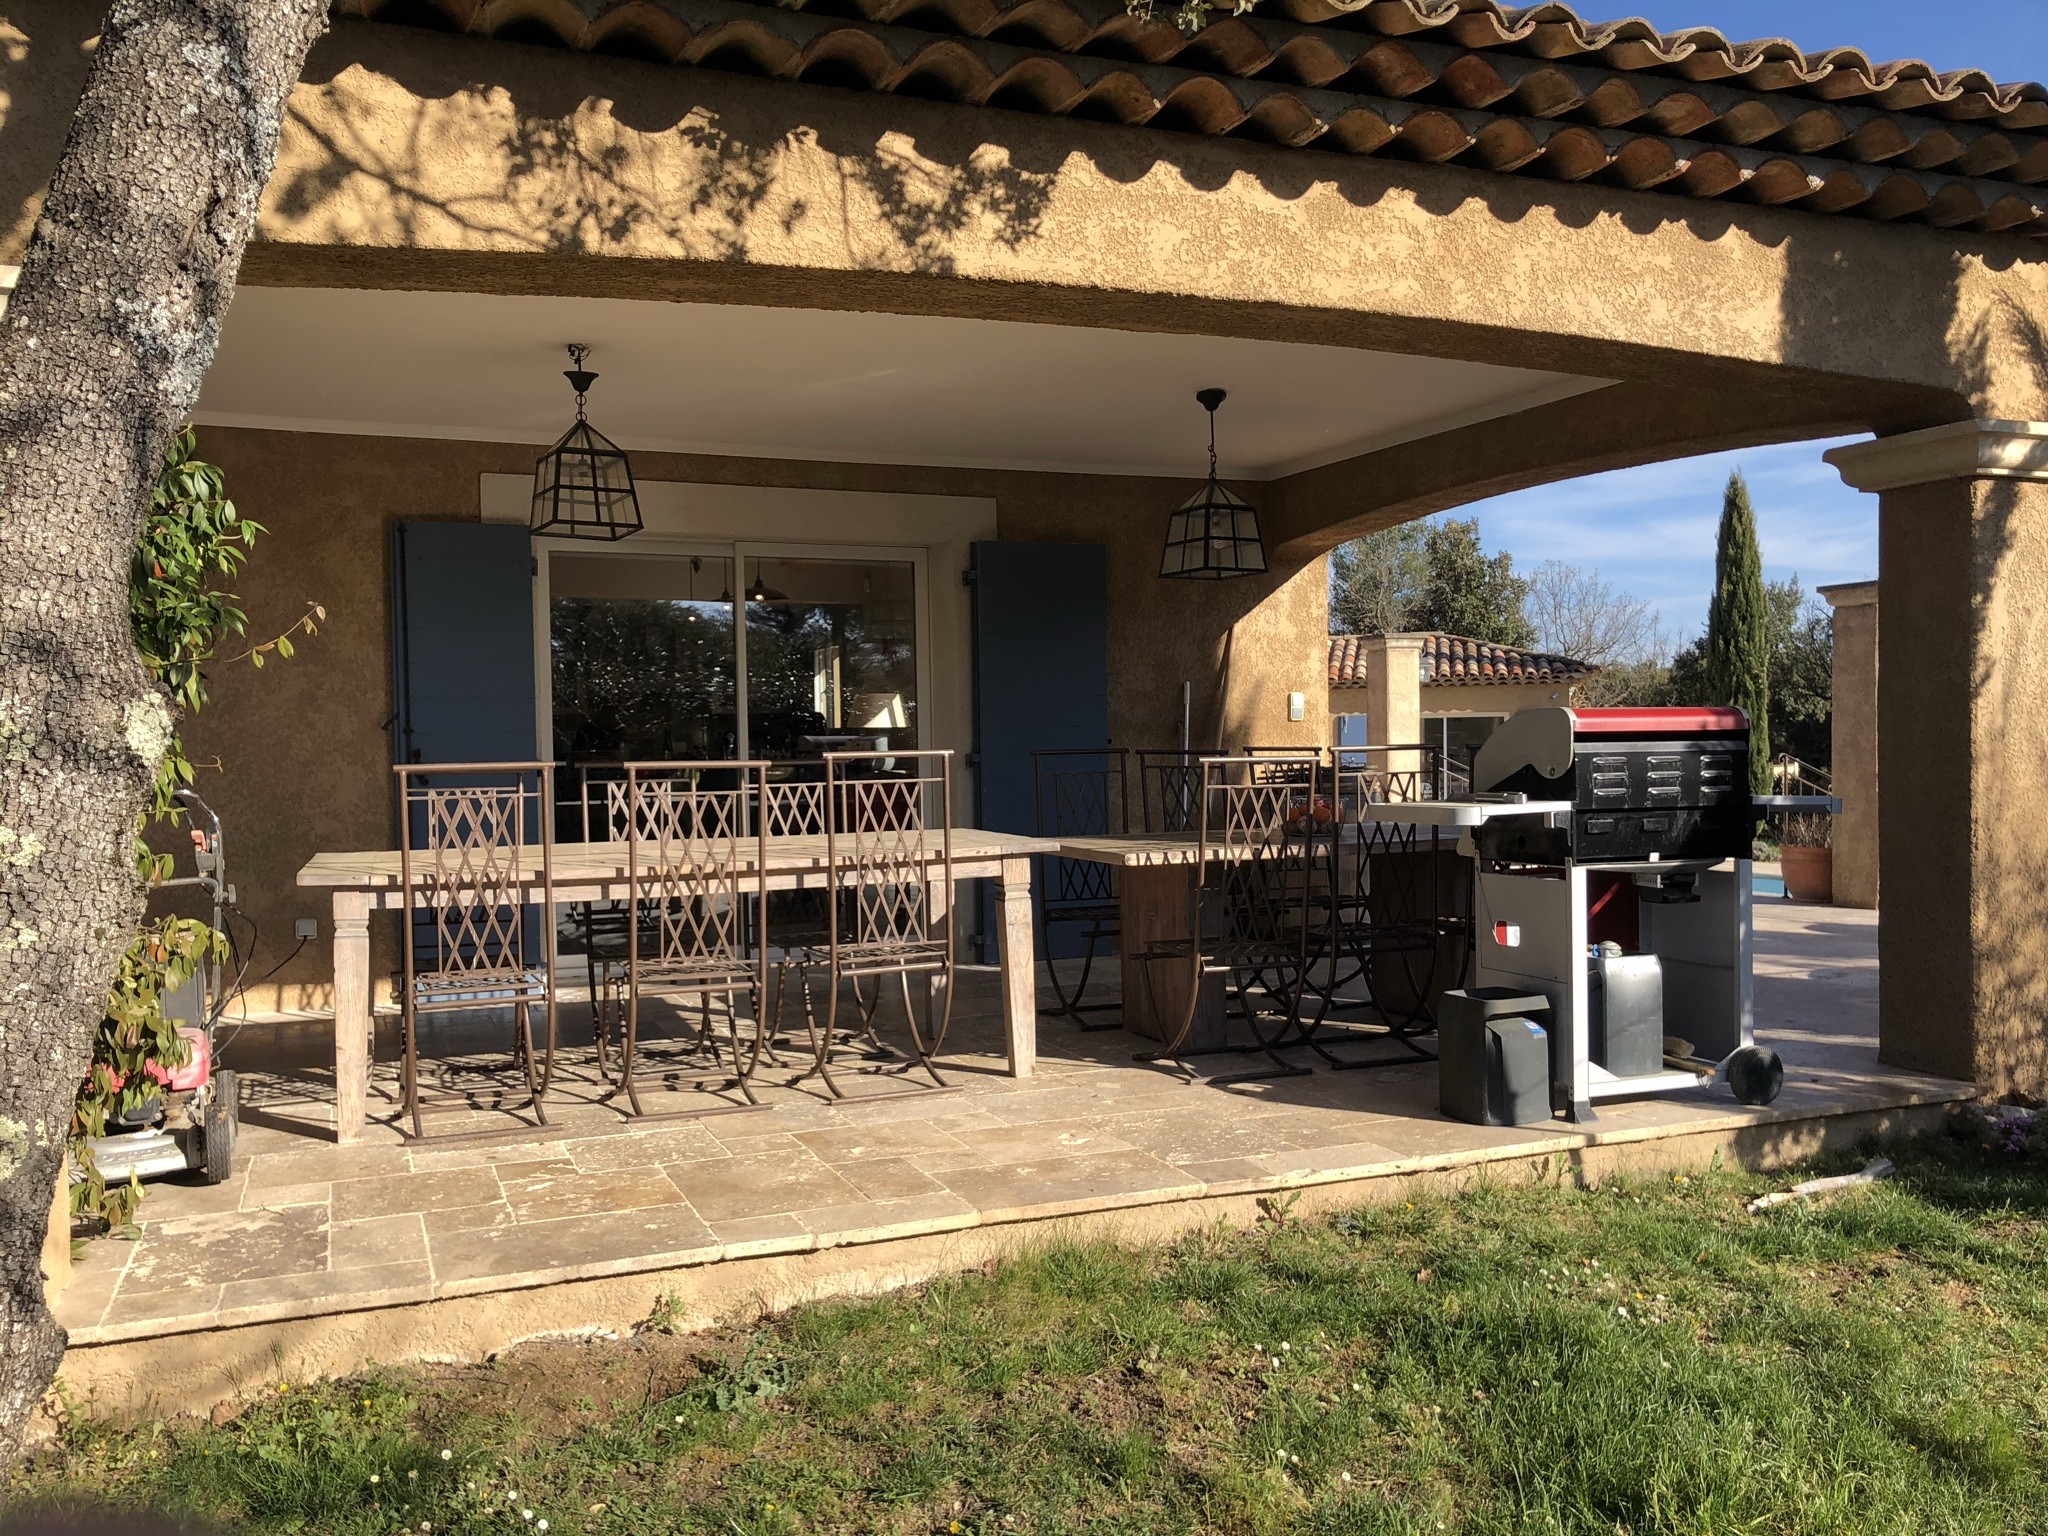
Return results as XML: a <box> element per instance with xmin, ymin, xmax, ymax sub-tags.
<box><xmin>297</xmin><ymin>827</ymin><xmax>1058</xmax><ymax>1144</ymax></box>
<box><xmin>1056</xmin><ymin>832</ymin><xmax>1247</xmax><ymax>1049</ymax></box>
<box><xmin>1057</xmin><ymin>823</ymin><xmax>1437</xmax><ymax>1048</ymax></box>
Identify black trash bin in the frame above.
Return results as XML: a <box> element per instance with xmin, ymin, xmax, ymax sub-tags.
<box><xmin>1438</xmin><ymin>987</ymin><xmax>1554</xmax><ymax>1127</ymax></box>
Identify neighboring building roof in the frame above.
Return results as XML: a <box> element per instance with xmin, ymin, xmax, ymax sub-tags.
<box><xmin>1329</xmin><ymin>631</ymin><xmax>1600</xmax><ymax>688</ymax></box>
<box><xmin>341</xmin><ymin>0</ymin><xmax>2048</xmax><ymax>239</ymax></box>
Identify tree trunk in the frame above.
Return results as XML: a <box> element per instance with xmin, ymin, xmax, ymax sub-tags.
<box><xmin>0</xmin><ymin>0</ymin><xmax>328</xmax><ymax>1467</ymax></box>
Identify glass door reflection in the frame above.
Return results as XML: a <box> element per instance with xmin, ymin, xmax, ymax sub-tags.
<box><xmin>550</xmin><ymin>553</ymin><xmax>739</xmax><ymax>839</ymax></box>
<box><xmin>741</xmin><ymin>556</ymin><xmax>918</xmax><ymax>761</ymax></box>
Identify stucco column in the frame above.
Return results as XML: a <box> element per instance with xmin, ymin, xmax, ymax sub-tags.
<box><xmin>1826</xmin><ymin>422</ymin><xmax>2048</xmax><ymax>1094</ymax></box>
<box><xmin>1818</xmin><ymin>581</ymin><xmax>1878</xmax><ymax>910</ymax></box>
<box><xmin>1359</xmin><ymin>634</ymin><xmax>1425</xmax><ymax>794</ymax></box>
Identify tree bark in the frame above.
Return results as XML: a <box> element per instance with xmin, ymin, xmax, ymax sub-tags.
<box><xmin>0</xmin><ymin>0</ymin><xmax>328</xmax><ymax>1467</ymax></box>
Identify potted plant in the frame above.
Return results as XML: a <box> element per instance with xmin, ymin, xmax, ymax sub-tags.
<box><xmin>1779</xmin><ymin>811</ymin><xmax>1834</xmax><ymax>903</ymax></box>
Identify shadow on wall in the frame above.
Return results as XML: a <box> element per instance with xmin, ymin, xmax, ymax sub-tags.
<box><xmin>0</xmin><ymin>3</ymin><xmax>100</xmax><ymax>261</ymax></box>
<box><xmin>282</xmin><ymin>24</ymin><xmax>1053</xmax><ymax>274</ymax></box>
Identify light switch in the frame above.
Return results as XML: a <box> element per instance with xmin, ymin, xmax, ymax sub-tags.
<box><xmin>1287</xmin><ymin>691</ymin><xmax>1306</xmax><ymax>722</ymax></box>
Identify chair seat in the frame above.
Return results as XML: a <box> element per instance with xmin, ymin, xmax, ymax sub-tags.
<box><xmin>791</xmin><ymin>938</ymin><xmax>950</xmax><ymax>976</ymax></box>
<box><xmin>411</xmin><ymin>966</ymin><xmax>550</xmax><ymax>1011</ymax></box>
<box><xmin>631</xmin><ymin>955</ymin><xmax>761</xmax><ymax>989</ymax></box>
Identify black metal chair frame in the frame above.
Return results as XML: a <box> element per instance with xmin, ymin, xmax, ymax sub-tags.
<box><xmin>779</xmin><ymin>750</ymin><xmax>959</xmax><ymax>1103</ymax></box>
<box><xmin>1133</xmin><ymin>754</ymin><xmax>1328</xmax><ymax>1088</ymax></box>
<box><xmin>393</xmin><ymin>761</ymin><xmax>558</xmax><ymax>1143</ymax></box>
<box><xmin>1032</xmin><ymin>747</ymin><xmax>1130</xmax><ymax>1030</ymax></box>
<box><xmin>1287</xmin><ymin>750</ymin><xmax>1473</xmax><ymax>1070</ymax></box>
<box><xmin>1137</xmin><ymin>747</ymin><xmax>1216</xmax><ymax>834</ymax></box>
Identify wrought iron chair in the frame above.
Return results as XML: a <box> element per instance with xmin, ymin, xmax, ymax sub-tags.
<box><xmin>1032</xmin><ymin>747</ymin><xmax>1129</xmax><ymax>1030</ymax></box>
<box><xmin>1132</xmin><ymin>754</ymin><xmax>1330</xmax><ymax>1086</ymax></box>
<box><xmin>780</xmin><ymin>750</ymin><xmax>958</xmax><ymax>1102</ymax></box>
<box><xmin>566</xmin><ymin>762</ymin><xmax>634</xmax><ymax>1063</ymax></box>
<box><xmin>393</xmin><ymin>762</ymin><xmax>557</xmax><ymax>1142</ymax></box>
<box><xmin>1137</xmin><ymin>748</ymin><xmax>1210</xmax><ymax>834</ymax></box>
<box><xmin>1239</xmin><ymin>745</ymin><xmax>1320</xmax><ymax>786</ymax></box>
<box><xmin>1290</xmin><ymin>783</ymin><xmax>1470</xmax><ymax>1071</ymax></box>
<box><xmin>602</xmin><ymin>761</ymin><xmax>773</xmax><ymax>1120</ymax></box>
<box><xmin>1328</xmin><ymin>743</ymin><xmax>1438</xmax><ymax>808</ymax></box>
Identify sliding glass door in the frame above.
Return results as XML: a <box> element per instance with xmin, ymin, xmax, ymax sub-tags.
<box><xmin>547</xmin><ymin>544</ymin><xmax>922</xmax><ymax>788</ymax></box>
<box><xmin>741</xmin><ymin>555</ymin><xmax>918</xmax><ymax>759</ymax></box>
<box><xmin>549</xmin><ymin>553</ymin><xmax>739</xmax><ymax>764</ymax></box>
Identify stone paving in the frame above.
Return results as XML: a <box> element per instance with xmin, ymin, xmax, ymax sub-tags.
<box><xmin>57</xmin><ymin>902</ymin><xmax>1962</xmax><ymax>1346</ymax></box>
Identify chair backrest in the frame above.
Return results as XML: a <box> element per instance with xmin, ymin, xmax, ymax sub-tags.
<box><xmin>1137</xmin><ymin>748</ymin><xmax>1212</xmax><ymax>834</ymax></box>
<box><xmin>1331</xmin><ymin>742</ymin><xmax>1451</xmax><ymax>809</ymax></box>
<box><xmin>1195</xmin><ymin>754</ymin><xmax>1331</xmax><ymax>948</ymax></box>
<box><xmin>1033</xmin><ymin>748</ymin><xmax>1128</xmax><ymax>907</ymax></box>
<box><xmin>395</xmin><ymin>762</ymin><xmax>554</xmax><ymax>983</ymax></box>
<box><xmin>823</xmin><ymin>750</ymin><xmax>953</xmax><ymax>952</ymax></box>
<box><xmin>764</xmin><ymin>770</ymin><xmax>829</xmax><ymax>839</ymax></box>
<box><xmin>572</xmin><ymin>761</ymin><xmax>629</xmax><ymax>842</ymax></box>
<box><xmin>1238</xmin><ymin>745</ymin><xmax>1319</xmax><ymax>787</ymax></box>
<box><xmin>623</xmin><ymin>761</ymin><xmax>770</xmax><ymax>975</ymax></box>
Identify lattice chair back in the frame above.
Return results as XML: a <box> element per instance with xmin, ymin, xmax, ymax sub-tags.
<box><xmin>1330</xmin><ymin>744</ymin><xmax>1439</xmax><ymax>810</ymax></box>
<box><xmin>396</xmin><ymin>763</ymin><xmax>556</xmax><ymax>991</ymax></box>
<box><xmin>764</xmin><ymin>774</ymin><xmax>829</xmax><ymax>838</ymax></box>
<box><xmin>1196</xmin><ymin>754</ymin><xmax>1331</xmax><ymax>951</ymax></box>
<box><xmin>823</xmin><ymin>751</ymin><xmax>954</xmax><ymax>954</ymax></box>
<box><xmin>624</xmin><ymin>762</ymin><xmax>771</xmax><ymax>980</ymax></box>
<box><xmin>1138</xmin><ymin>748</ymin><xmax>1209</xmax><ymax>834</ymax></box>
<box><xmin>573</xmin><ymin>762</ymin><xmax>630</xmax><ymax>841</ymax></box>
<box><xmin>1239</xmin><ymin>745</ymin><xmax>1319</xmax><ymax>787</ymax></box>
<box><xmin>1033</xmin><ymin>748</ymin><xmax>1128</xmax><ymax>908</ymax></box>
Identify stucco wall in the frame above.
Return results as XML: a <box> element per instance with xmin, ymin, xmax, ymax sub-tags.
<box><xmin>1821</xmin><ymin>582</ymin><xmax>1879</xmax><ymax>911</ymax></box>
<box><xmin>177</xmin><ymin>425</ymin><xmax>1325</xmax><ymax>1010</ymax></box>
<box><xmin>1876</xmin><ymin>475</ymin><xmax>2048</xmax><ymax>1095</ymax></box>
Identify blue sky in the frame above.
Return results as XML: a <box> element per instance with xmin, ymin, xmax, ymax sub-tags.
<box><xmin>1454</xmin><ymin>1</ymin><xmax>2048</xmax><ymax>647</ymax></box>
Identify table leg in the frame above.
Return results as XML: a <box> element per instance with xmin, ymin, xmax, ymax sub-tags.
<box><xmin>997</xmin><ymin>855</ymin><xmax>1036</xmax><ymax>1078</ymax></box>
<box><xmin>332</xmin><ymin>891</ymin><xmax>372</xmax><ymax>1144</ymax></box>
<box><xmin>1120</xmin><ymin>863</ymin><xmax>1226</xmax><ymax>1048</ymax></box>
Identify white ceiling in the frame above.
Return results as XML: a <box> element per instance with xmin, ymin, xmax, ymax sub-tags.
<box><xmin>193</xmin><ymin>287</ymin><xmax>1605</xmax><ymax>480</ymax></box>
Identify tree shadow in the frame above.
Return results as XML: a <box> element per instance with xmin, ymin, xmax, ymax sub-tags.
<box><xmin>273</xmin><ymin>21</ymin><xmax>1053</xmax><ymax>275</ymax></box>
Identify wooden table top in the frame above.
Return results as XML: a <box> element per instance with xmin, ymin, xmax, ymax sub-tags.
<box><xmin>297</xmin><ymin>828</ymin><xmax>1059</xmax><ymax>889</ymax></box>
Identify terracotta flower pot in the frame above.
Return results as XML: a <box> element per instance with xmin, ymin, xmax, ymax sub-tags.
<box><xmin>1781</xmin><ymin>845</ymin><xmax>1834</xmax><ymax>904</ymax></box>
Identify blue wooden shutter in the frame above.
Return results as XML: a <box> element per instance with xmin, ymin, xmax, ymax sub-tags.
<box><xmin>968</xmin><ymin>541</ymin><xmax>1110</xmax><ymax>961</ymax></box>
<box><xmin>391</xmin><ymin>521</ymin><xmax>542</xmax><ymax>967</ymax></box>
<box><xmin>391</xmin><ymin>521</ymin><xmax>538</xmax><ymax>766</ymax></box>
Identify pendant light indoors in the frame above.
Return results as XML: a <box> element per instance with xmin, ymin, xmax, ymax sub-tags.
<box><xmin>531</xmin><ymin>343</ymin><xmax>643</xmax><ymax>541</ymax></box>
<box><xmin>1159</xmin><ymin>388</ymin><xmax>1266</xmax><ymax>580</ymax></box>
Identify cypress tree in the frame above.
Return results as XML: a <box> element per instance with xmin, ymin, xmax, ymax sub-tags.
<box><xmin>1704</xmin><ymin>471</ymin><xmax>1772</xmax><ymax>795</ymax></box>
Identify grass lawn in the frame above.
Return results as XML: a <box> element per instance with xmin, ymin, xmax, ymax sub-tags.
<box><xmin>10</xmin><ymin>1134</ymin><xmax>2048</xmax><ymax>1535</ymax></box>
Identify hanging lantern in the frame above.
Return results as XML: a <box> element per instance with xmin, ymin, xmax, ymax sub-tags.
<box><xmin>531</xmin><ymin>343</ymin><xmax>642</xmax><ymax>541</ymax></box>
<box><xmin>1159</xmin><ymin>387</ymin><xmax>1266</xmax><ymax>580</ymax></box>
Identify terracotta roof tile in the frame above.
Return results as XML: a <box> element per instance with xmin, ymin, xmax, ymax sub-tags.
<box><xmin>340</xmin><ymin>0</ymin><xmax>2048</xmax><ymax>240</ymax></box>
<box><xmin>1328</xmin><ymin>631</ymin><xmax>1599</xmax><ymax>687</ymax></box>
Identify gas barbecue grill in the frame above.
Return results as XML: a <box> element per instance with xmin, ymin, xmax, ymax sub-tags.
<box><xmin>1468</xmin><ymin>705</ymin><xmax>1757</xmax><ymax>867</ymax></box>
<box><xmin>1369</xmin><ymin>705</ymin><xmax>1836</xmax><ymax>1124</ymax></box>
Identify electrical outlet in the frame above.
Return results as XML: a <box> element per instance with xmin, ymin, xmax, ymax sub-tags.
<box><xmin>294</xmin><ymin>917</ymin><xmax>319</xmax><ymax>941</ymax></box>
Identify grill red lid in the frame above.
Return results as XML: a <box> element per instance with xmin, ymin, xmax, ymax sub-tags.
<box><xmin>1571</xmin><ymin>706</ymin><xmax>1749</xmax><ymax>737</ymax></box>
